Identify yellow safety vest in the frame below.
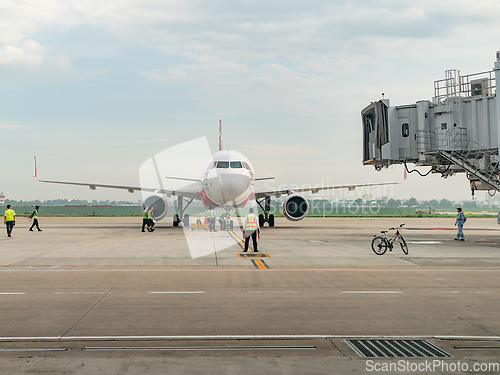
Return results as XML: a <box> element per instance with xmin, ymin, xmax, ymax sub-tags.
<box><xmin>245</xmin><ymin>214</ymin><xmax>258</xmax><ymax>231</ymax></box>
<box><xmin>33</xmin><ymin>209</ymin><xmax>38</xmax><ymax>220</ymax></box>
<box><xmin>5</xmin><ymin>209</ymin><xmax>14</xmax><ymax>221</ymax></box>
<box><xmin>148</xmin><ymin>210</ymin><xmax>154</xmax><ymax>220</ymax></box>
<box><xmin>143</xmin><ymin>209</ymin><xmax>148</xmax><ymax>219</ymax></box>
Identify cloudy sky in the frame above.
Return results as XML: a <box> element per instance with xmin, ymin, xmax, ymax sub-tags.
<box><xmin>1</xmin><ymin>0</ymin><xmax>499</xmax><ymax>203</ymax></box>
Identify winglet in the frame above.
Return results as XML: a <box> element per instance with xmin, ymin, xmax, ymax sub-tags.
<box><xmin>219</xmin><ymin>119</ymin><xmax>223</xmax><ymax>151</ymax></box>
<box><xmin>34</xmin><ymin>156</ymin><xmax>38</xmax><ymax>178</ymax></box>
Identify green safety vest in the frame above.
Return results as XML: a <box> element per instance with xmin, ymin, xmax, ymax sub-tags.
<box><xmin>245</xmin><ymin>214</ymin><xmax>257</xmax><ymax>231</ymax></box>
<box><xmin>143</xmin><ymin>209</ymin><xmax>148</xmax><ymax>219</ymax></box>
<box><xmin>5</xmin><ymin>209</ymin><xmax>14</xmax><ymax>222</ymax></box>
<box><xmin>33</xmin><ymin>209</ymin><xmax>38</xmax><ymax>220</ymax></box>
<box><xmin>148</xmin><ymin>210</ymin><xmax>154</xmax><ymax>220</ymax></box>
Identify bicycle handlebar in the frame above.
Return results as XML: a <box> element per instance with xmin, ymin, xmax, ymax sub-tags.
<box><xmin>388</xmin><ymin>224</ymin><xmax>405</xmax><ymax>231</ymax></box>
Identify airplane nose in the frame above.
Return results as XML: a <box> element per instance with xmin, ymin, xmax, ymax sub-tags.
<box><xmin>219</xmin><ymin>174</ymin><xmax>251</xmax><ymax>201</ymax></box>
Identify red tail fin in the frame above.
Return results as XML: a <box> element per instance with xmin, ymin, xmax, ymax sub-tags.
<box><xmin>219</xmin><ymin>119</ymin><xmax>223</xmax><ymax>151</ymax></box>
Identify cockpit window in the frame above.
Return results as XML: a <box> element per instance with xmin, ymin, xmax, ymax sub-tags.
<box><xmin>242</xmin><ymin>162</ymin><xmax>250</xmax><ymax>170</ymax></box>
<box><xmin>216</xmin><ymin>161</ymin><xmax>229</xmax><ymax>169</ymax></box>
<box><xmin>230</xmin><ymin>161</ymin><xmax>243</xmax><ymax>168</ymax></box>
<box><xmin>208</xmin><ymin>162</ymin><xmax>216</xmax><ymax>169</ymax></box>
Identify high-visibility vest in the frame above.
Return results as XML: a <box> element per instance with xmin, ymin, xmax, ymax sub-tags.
<box><xmin>143</xmin><ymin>209</ymin><xmax>148</xmax><ymax>219</ymax></box>
<box><xmin>148</xmin><ymin>210</ymin><xmax>154</xmax><ymax>220</ymax></box>
<box><xmin>245</xmin><ymin>214</ymin><xmax>258</xmax><ymax>231</ymax></box>
<box><xmin>33</xmin><ymin>209</ymin><xmax>38</xmax><ymax>219</ymax></box>
<box><xmin>210</xmin><ymin>210</ymin><xmax>217</xmax><ymax>218</ymax></box>
<box><xmin>5</xmin><ymin>209</ymin><xmax>14</xmax><ymax>221</ymax></box>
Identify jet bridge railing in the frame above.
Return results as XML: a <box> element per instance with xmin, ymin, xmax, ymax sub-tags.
<box><xmin>417</xmin><ymin>128</ymin><xmax>468</xmax><ymax>154</ymax></box>
<box><xmin>441</xmin><ymin>131</ymin><xmax>500</xmax><ymax>191</ymax></box>
<box><xmin>434</xmin><ymin>69</ymin><xmax>496</xmax><ymax>103</ymax></box>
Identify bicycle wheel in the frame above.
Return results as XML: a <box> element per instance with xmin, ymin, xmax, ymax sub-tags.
<box><xmin>371</xmin><ymin>236</ymin><xmax>388</xmax><ymax>255</ymax></box>
<box><xmin>399</xmin><ymin>236</ymin><xmax>408</xmax><ymax>255</ymax></box>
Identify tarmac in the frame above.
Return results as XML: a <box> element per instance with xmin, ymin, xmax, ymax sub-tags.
<box><xmin>1</xmin><ymin>216</ymin><xmax>500</xmax><ymax>374</ymax></box>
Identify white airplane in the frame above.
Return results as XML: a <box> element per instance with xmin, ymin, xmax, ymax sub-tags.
<box><xmin>35</xmin><ymin>121</ymin><xmax>397</xmax><ymax>228</ymax></box>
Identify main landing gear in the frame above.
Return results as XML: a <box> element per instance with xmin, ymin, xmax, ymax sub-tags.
<box><xmin>256</xmin><ymin>196</ymin><xmax>275</xmax><ymax>228</ymax></box>
<box><xmin>173</xmin><ymin>197</ymin><xmax>193</xmax><ymax>227</ymax></box>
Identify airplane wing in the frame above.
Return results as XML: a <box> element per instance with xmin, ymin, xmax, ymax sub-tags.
<box><xmin>253</xmin><ymin>182</ymin><xmax>400</xmax><ymax>199</ymax></box>
<box><xmin>35</xmin><ymin>177</ymin><xmax>201</xmax><ymax>200</ymax></box>
<box><xmin>33</xmin><ymin>156</ymin><xmax>201</xmax><ymax>200</ymax></box>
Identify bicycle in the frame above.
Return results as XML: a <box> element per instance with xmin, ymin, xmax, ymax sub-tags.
<box><xmin>371</xmin><ymin>224</ymin><xmax>408</xmax><ymax>255</ymax></box>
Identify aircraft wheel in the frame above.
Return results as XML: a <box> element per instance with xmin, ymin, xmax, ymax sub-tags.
<box><xmin>183</xmin><ymin>214</ymin><xmax>190</xmax><ymax>227</ymax></box>
<box><xmin>269</xmin><ymin>214</ymin><xmax>275</xmax><ymax>227</ymax></box>
<box><xmin>258</xmin><ymin>214</ymin><xmax>265</xmax><ymax>228</ymax></box>
<box><xmin>229</xmin><ymin>220</ymin><xmax>233</xmax><ymax>230</ymax></box>
<box><xmin>221</xmin><ymin>221</ymin><xmax>226</xmax><ymax>230</ymax></box>
<box><xmin>173</xmin><ymin>214</ymin><xmax>180</xmax><ymax>227</ymax></box>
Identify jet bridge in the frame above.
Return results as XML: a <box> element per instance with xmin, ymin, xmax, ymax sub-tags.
<box><xmin>362</xmin><ymin>51</ymin><xmax>500</xmax><ymax>195</ymax></box>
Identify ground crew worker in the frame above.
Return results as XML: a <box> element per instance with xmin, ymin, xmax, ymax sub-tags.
<box><xmin>29</xmin><ymin>205</ymin><xmax>42</xmax><ymax>232</ymax></box>
<box><xmin>4</xmin><ymin>204</ymin><xmax>16</xmax><ymax>238</ymax></box>
<box><xmin>454</xmin><ymin>207</ymin><xmax>466</xmax><ymax>241</ymax></box>
<box><xmin>243</xmin><ymin>208</ymin><xmax>260</xmax><ymax>252</ymax></box>
<box><xmin>141</xmin><ymin>206</ymin><xmax>149</xmax><ymax>232</ymax></box>
<box><xmin>147</xmin><ymin>207</ymin><xmax>155</xmax><ymax>232</ymax></box>
<box><xmin>208</xmin><ymin>207</ymin><xmax>217</xmax><ymax>232</ymax></box>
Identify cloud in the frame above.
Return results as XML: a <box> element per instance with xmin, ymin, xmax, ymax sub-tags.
<box><xmin>0</xmin><ymin>0</ymin><xmax>81</xmax><ymax>44</ymax></box>
<box><xmin>0</xmin><ymin>39</ymin><xmax>45</xmax><ymax>66</ymax></box>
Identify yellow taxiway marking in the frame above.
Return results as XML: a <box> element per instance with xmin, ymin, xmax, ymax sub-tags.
<box><xmin>237</xmin><ymin>253</ymin><xmax>269</xmax><ymax>258</ymax></box>
<box><xmin>227</xmin><ymin>230</ymin><xmax>245</xmax><ymax>249</ymax></box>
<box><xmin>252</xmin><ymin>259</ymin><xmax>270</xmax><ymax>270</ymax></box>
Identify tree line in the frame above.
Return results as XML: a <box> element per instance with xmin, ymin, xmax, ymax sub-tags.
<box><xmin>4</xmin><ymin>199</ymin><xmax>139</xmax><ymax>206</ymax></box>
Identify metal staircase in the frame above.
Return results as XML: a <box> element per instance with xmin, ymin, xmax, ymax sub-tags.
<box><xmin>420</xmin><ymin>130</ymin><xmax>500</xmax><ymax>192</ymax></box>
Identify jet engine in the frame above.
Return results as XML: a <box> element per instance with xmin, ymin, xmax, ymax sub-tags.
<box><xmin>282</xmin><ymin>193</ymin><xmax>309</xmax><ymax>221</ymax></box>
<box><xmin>143</xmin><ymin>194</ymin><xmax>168</xmax><ymax>221</ymax></box>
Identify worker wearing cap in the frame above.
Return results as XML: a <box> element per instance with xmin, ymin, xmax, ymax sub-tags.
<box><xmin>454</xmin><ymin>207</ymin><xmax>466</xmax><ymax>241</ymax></box>
<box><xmin>29</xmin><ymin>205</ymin><xmax>42</xmax><ymax>232</ymax></box>
<box><xmin>141</xmin><ymin>206</ymin><xmax>148</xmax><ymax>232</ymax></box>
<box><xmin>243</xmin><ymin>208</ymin><xmax>260</xmax><ymax>252</ymax></box>
<box><xmin>4</xmin><ymin>205</ymin><xmax>16</xmax><ymax>238</ymax></box>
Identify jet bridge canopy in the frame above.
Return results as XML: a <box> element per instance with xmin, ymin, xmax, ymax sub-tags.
<box><xmin>362</xmin><ymin>100</ymin><xmax>389</xmax><ymax>166</ymax></box>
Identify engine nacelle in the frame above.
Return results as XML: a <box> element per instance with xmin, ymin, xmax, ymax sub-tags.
<box><xmin>143</xmin><ymin>194</ymin><xmax>168</xmax><ymax>221</ymax></box>
<box><xmin>282</xmin><ymin>193</ymin><xmax>309</xmax><ymax>221</ymax></box>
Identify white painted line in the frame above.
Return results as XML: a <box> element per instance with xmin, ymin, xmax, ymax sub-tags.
<box><xmin>342</xmin><ymin>291</ymin><xmax>403</xmax><ymax>294</ymax></box>
<box><xmin>406</xmin><ymin>241</ymin><xmax>442</xmax><ymax>244</ymax></box>
<box><xmin>248</xmin><ymin>291</ymin><xmax>299</xmax><ymax>294</ymax></box>
<box><xmin>84</xmin><ymin>345</ymin><xmax>316</xmax><ymax>351</ymax></box>
<box><xmin>149</xmin><ymin>292</ymin><xmax>205</xmax><ymax>294</ymax></box>
<box><xmin>0</xmin><ymin>348</ymin><xmax>68</xmax><ymax>352</ymax></box>
<box><xmin>435</xmin><ymin>291</ymin><xmax>490</xmax><ymax>294</ymax></box>
<box><xmin>54</xmin><ymin>292</ymin><xmax>106</xmax><ymax>295</ymax></box>
<box><xmin>0</xmin><ymin>292</ymin><xmax>25</xmax><ymax>295</ymax></box>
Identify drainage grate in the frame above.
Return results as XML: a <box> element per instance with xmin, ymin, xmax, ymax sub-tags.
<box><xmin>344</xmin><ymin>339</ymin><xmax>451</xmax><ymax>358</ymax></box>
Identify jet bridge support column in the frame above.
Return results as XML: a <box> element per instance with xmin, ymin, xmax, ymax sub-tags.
<box><xmin>495</xmin><ymin>51</ymin><xmax>500</xmax><ymax>171</ymax></box>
